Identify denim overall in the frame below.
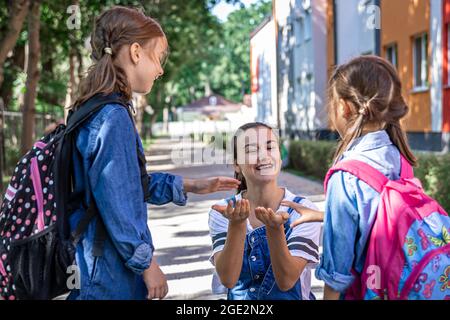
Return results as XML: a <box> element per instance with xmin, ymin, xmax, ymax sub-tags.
<box><xmin>228</xmin><ymin>196</ymin><xmax>312</xmax><ymax>300</ymax></box>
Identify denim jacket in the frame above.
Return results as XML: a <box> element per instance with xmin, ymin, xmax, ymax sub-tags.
<box><xmin>68</xmin><ymin>102</ymin><xmax>186</xmax><ymax>300</ymax></box>
<box><xmin>315</xmin><ymin>130</ymin><xmax>402</xmax><ymax>295</ymax></box>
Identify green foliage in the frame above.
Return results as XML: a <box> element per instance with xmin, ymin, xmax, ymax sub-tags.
<box><xmin>162</xmin><ymin>0</ymin><xmax>272</xmax><ymax>108</ymax></box>
<box><xmin>288</xmin><ymin>140</ymin><xmax>337</xmax><ymax>181</ymax></box>
<box><xmin>288</xmin><ymin>140</ymin><xmax>450</xmax><ymax>213</ymax></box>
<box><xmin>414</xmin><ymin>153</ymin><xmax>450</xmax><ymax>214</ymax></box>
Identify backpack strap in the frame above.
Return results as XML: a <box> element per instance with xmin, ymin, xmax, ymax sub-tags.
<box><xmin>324</xmin><ymin>159</ymin><xmax>389</xmax><ymax>194</ymax></box>
<box><xmin>65</xmin><ymin>94</ymin><xmax>131</xmax><ymax>134</ymax></box>
<box><xmin>400</xmin><ymin>155</ymin><xmax>414</xmax><ymax>179</ymax></box>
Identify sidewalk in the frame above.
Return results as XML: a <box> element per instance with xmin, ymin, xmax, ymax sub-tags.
<box><xmin>146</xmin><ymin>137</ymin><xmax>325</xmax><ymax>300</ymax></box>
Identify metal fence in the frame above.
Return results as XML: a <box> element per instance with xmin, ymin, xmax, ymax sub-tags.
<box><xmin>2</xmin><ymin>110</ymin><xmax>60</xmax><ymax>175</ymax></box>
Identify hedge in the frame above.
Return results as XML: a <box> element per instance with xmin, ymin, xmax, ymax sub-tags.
<box><xmin>288</xmin><ymin>140</ymin><xmax>450</xmax><ymax>213</ymax></box>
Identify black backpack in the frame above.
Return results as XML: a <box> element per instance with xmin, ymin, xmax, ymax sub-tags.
<box><xmin>0</xmin><ymin>94</ymin><xmax>151</xmax><ymax>300</ymax></box>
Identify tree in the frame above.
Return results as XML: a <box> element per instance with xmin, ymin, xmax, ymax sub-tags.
<box><xmin>0</xmin><ymin>0</ymin><xmax>29</xmax><ymax>88</ymax></box>
<box><xmin>0</xmin><ymin>0</ymin><xmax>30</xmax><ymax>188</ymax></box>
<box><xmin>20</xmin><ymin>0</ymin><xmax>41</xmax><ymax>155</ymax></box>
<box><xmin>161</xmin><ymin>0</ymin><xmax>271</xmax><ymax>109</ymax></box>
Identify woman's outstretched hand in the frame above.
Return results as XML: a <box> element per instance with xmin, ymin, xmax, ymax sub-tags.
<box><xmin>184</xmin><ymin>177</ymin><xmax>240</xmax><ymax>194</ymax></box>
<box><xmin>255</xmin><ymin>207</ymin><xmax>290</xmax><ymax>229</ymax></box>
<box><xmin>280</xmin><ymin>200</ymin><xmax>324</xmax><ymax>228</ymax></box>
<box><xmin>212</xmin><ymin>199</ymin><xmax>250</xmax><ymax>223</ymax></box>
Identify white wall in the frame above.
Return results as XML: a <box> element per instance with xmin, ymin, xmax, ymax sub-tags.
<box><xmin>335</xmin><ymin>0</ymin><xmax>377</xmax><ymax>64</ymax></box>
<box><xmin>250</xmin><ymin>18</ymin><xmax>278</xmax><ymax>126</ymax></box>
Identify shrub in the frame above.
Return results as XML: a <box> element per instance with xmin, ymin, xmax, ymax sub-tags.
<box><xmin>288</xmin><ymin>140</ymin><xmax>337</xmax><ymax>181</ymax></box>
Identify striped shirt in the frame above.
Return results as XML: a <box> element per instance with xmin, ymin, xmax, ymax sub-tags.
<box><xmin>208</xmin><ymin>188</ymin><xmax>321</xmax><ymax>299</ymax></box>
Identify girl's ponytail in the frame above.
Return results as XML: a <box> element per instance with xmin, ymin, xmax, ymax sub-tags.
<box><xmin>386</xmin><ymin>121</ymin><xmax>417</xmax><ymax>166</ymax></box>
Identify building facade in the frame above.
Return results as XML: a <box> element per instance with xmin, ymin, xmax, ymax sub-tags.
<box><xmin>381</xmin><ymin>0</ymin><xmax>449</xmax><ymax>151</ymax></box>
<box><xmin>256</xmin><ymin>0</ymin><xmax>449</xmax><ymax>151</ymax></box>
<box><xmin>274</xmin><ymin>0</ymin><xmax>328</xmax><ymax>139</ymax></box>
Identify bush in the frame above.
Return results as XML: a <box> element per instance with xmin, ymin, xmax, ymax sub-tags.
<box><xmin>415</xmin><ymin>153</ymin><xmax>450</xmax><ymax>213</ymax></box>
<box><xmin>288</xmin><ymin>139</ymin><xmax>450</xmax><ymax>212</ymax></box>
<box><xmin>288</xmin><ymin>140</ymin><xmax>337</xmax><ymax>181</ymax></box>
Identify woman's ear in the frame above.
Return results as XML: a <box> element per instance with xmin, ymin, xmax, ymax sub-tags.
<box><xmin>234</xmin><ymin>164</ymin><xmax>241</xmax><ymax>175</ymax></box>
<box><xmin>129</xmin><ymin>42</ymin><xmax>141</xmax><ymax>65</ymax></box>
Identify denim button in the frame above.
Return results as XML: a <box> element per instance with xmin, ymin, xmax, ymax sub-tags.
<box><xmin>254</xmin><ymin>274</ymin><xmax>260</xmax><ymax>280</ymax></box>
<box><xmin>251</xmin><ymin>256</ymin><xmax>256</xmax><ymax>261</ymax></box>
<box><xmin>251</xmin><ymin>236</ymin><xmax>255</xmax><ymax>242</ymax></box>
<box><xmin>249</xmin><ymin>287</ymin><xmax>256</xmax><ymax>292</ymax></box>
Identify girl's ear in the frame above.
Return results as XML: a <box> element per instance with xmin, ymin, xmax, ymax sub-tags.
<box><xmin>339</xmin><ymin>99</ymin><xmax>352</xmax><ymax>119</ymax></box>
<box><xmin>234</xmin><ymin>164</ymin><xmax>241</xmax><ymax>175</ymax></box>
<box><xmin>129</xmin><ymin>42</ymin><xmax>141</xmax><ymax>65</ymax></box>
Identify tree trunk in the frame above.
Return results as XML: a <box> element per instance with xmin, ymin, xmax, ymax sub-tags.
<box><xmin>20</xmin><ymin>0</ymin><xmax>41</xmax><ymax>156</ymax></box>
<box><xmin>0</xmin><ymin>44</ymin><xmax>26</xmax><ymax>109</ymax></box>
<box><xmin>0</xmin><ymin>0</ymin><xmax>30</xmax><ymax>88</ymax></box>
<box><xmin>135</xmin><ymin>95</ymin><xmax>146</xmax><ymax>136</ymax></box>
<box><xmin>63</xmin><ymin>50</ymin><xmax>76</xmax><ymax>122</ymax></box>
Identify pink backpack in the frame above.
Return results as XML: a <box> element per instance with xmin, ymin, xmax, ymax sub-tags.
<box><xmin>324</xmin><ymin>156</ymin><xmax>450</xmax><ymax>300</ymax></box>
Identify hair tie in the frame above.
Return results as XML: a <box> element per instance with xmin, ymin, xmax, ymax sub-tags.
<box><xmin>103</xmin><ymin>47</ymin><xmax>112</xmax><ymax>55</ymax></box>
<box><xmin>359</xmin><ymin>103</ymin><xmax>369</xmax><ymax>116</ymax></box>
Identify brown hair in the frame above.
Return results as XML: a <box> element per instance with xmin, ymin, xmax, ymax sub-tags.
<box><xmin>71</xmin><ymin>6</ymin><xmax>167</xmax><ymax>110</ymax></box>
<box><xmin>232</xmin><ymin>122</ymin><xmax>278</xmax><ymax>193</ymax></box>
<box><xmin>328</xmin><ymin>55</ymin><xmax>417</xmax><ymax>166</ymax></box>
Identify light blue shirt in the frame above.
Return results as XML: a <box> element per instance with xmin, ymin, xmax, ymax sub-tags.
<box><xmin>315</xmin><ymin>130</ymin><xmax>402</xmax><ymax>294</ymax></box>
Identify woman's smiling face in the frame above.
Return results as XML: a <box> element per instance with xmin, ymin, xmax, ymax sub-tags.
<box><xmin>234</xmin><ymin>126</ymin><xmax>281</xmax><ymax>186</ymax></box>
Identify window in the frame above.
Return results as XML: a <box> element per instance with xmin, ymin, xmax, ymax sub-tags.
<box><xmin>413</xmin><ymin>33</ymin><xmax>429</xmax><ymax>90</ymax></box>
<box><xmin>304</xmin><ymin>9</ymin><xmax>312</xmax><ymax>41</ymax></box>
<box><xmin>385</xmin><ymin>43</ymin><xmax>398</xmax><ymax>69</ymax></box>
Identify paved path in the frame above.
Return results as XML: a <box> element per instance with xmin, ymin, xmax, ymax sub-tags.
<box><xmin>146</xmin><ymin>138</ymin><xmax>325</xmax><ymax>300</ymax></box>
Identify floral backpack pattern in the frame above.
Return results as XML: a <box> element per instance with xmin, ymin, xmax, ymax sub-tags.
<box><xmin>324</xmin><ymin>156</ymin><xmax>450</xmax><ymax>300</ymax></box>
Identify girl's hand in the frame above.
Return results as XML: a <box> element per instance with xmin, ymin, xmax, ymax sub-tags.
<box><xmin>212</xmin><ymin>199</ymin><xmax>250</xmax><ymax>224</ymax></box>
<box><xmin>255</xmin><ymin>207</ymin><xmax>290</xmax><ymax>229</ymax></box>
<box><xmin>280</xmin><ymin>200</ymin><xmax>324</xmax><ymax>228</ymax></box>
<box><xmin>184</xmin><ymin>177</ymin><xmax>240</xmax><ymax>194</ymax></box>
<box><xmin>143</xmin><ymin>260</ymin><xmax>169</xmax><ymax>300</ymax></box>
